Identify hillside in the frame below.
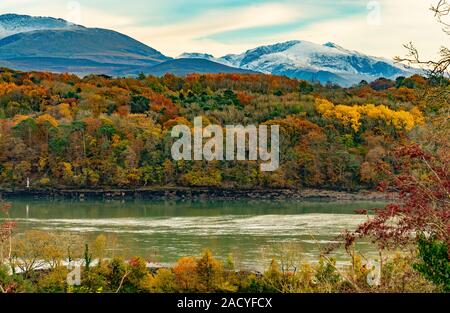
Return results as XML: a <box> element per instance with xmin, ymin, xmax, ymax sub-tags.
<box><xmin>123</xmin><ymin>58</ymin><xmax>258</xmax><ymax>76</ymax></box>
<box><xmin>0</xmin><ymin>68</ymin><xmax>436</xmax><ymax>191</ymax></box>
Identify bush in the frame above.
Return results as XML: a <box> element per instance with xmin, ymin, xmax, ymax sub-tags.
<box><xmin>81</xmin><ymin>261</ymin><xmax>110</xmax><ymax>293</ymax></box>
<box><xmin>37</xmin><ymin>267</ymin><xmax>69</xmax><ymax>293</ymax></box>
<box><xmin>414</xmin><ymin>237</ymin><xmax>450</xmax><ymax>292</ymax></box>
<box><xmin>173</xmin><ymin>256</ymin><xmax>198</xmax><ymax>292</ymax></box>
<box><xmin>106</xmin><ymin>258</ymin><xmax>128</xmax><ymax>292</ymax></box>
<box><xmin>314</xmin><ymin>257</ymin><xmax>341</xmax><ymax>292</ymax></box>
<box><xmin>195</xmin><ymin>249</ymin><xmax>224</xmax><ymax>292</ymax></box>
<box><xmin>0</xmin><ymin>264</ymin><xmax>35</xmax><ymax>293</ymax></box>
<box><xmin>381</xmin><ymin>253</ymin><xmax>437</xmax><ymax>293</ymax></box>
<box><xmin>151</xmin><ymin>268</ymin><xmax>176</xmax><ymax>292</ymax></box>
<box><xmin>126</xmin><ymin>257</ymin><xmax>153</xmax><ymax>292</ymax></box>
<box><xmin>130</xmin><ymin>95</ymin><xmax>150</xmax><ymax>113</ymax></box>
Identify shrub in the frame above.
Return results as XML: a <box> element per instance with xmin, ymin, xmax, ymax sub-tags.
<box><xmin>173</xmin><ymin>256</ymin><xmax>198</xmax><ymax>292</ymax></box>
<box><xmin>125</xmin><ymin>257</ymin><xmax>153</xmax><ymax>293</ymax></box>
<box><xmin>107</xmin><ymin>258</ymin><xmax>128</xmax><ymax>292</ymax></box>
<box><xmin>0</xmin><ymin>264</ymin><xmax>36</xmax><ymax>293</ymax></box>
<box><xmin>314</xmin><ymin>257</ymin><xmax>341</xmax><ymax>292</ymax></box>
<box><xmin>195</xmin><ymin>249</ymin><xmax>224</xmax><ymax>292</ymax></box>
<box><xmin>81</xmin><ymin>261</ymin><xmax>111</xmax><ymax>292</ymax></box>
<box><xmin>37</xmin><ymin>267</ymin><xmax>69</xmax><ymax>293</ymax></box>
<box><xmin>381</xmin><ymin>253</ymin><xmax>438</xmax><ymax>292</ymax></box>
<box><xmin>151</xmin><ymin>268</ymin><xmax>176</xmax><ymax>292</ymax></box>
<box><xmin>414</xmin><ymin>237</ymin><xmax>450</xmax><ymax>292</ymax></box>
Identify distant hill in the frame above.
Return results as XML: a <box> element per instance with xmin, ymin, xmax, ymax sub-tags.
<box><xmin>121</xmin><ymin>58</ymin><xmax>258</xmax><ymax>76</ymax></box>
<box><xmin>0</xmin><ymin>13</ymin><xmax>170</xmax><ymax>76</ymax></box>
<box><xmin>0</xmin><ymin>56</ymin><xmax>136</xmax><ymax>77</ymax></box>
<box><xmin>0</xmin><ymin>27</ymin><xmax>169</xmax><ymax>75</ymax></box>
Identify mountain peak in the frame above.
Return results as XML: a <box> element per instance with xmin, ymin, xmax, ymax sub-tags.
<box><xmin>0</xmin><ymin>13</ymin><xmax>32</xmax><ymax>20</ymax></box>
<box><xmin>0</xmin><ymin>13</ymin><xmax>74</xmax><ymax>25</ymax></box>
<box><xmin>207</xmin><ymin>40</ymin><xmax>415</xmax><ymax>86</ymax></box>
<box><xmin>322</xmin><ymin>42</ymin><xmax>355</xmax><ymax>54</ymax></box>
<box><xmin>0</xmin><ymin>13</ymin><xmax>80</xmax><ymax>39</ymax></box>
<box><xmin>245</xmin><ymin>40</ymin><xmax>300</xmax><ymax>55</ymax></box>
<box><xmin>323</xmin><ymin>42</ymin><xmax>340</xmax><ymax>48</ymax></box>
<box><xmin>0</xmin><ymin>13</ymin><xmax>417</xmax><ymax>86</ymax></box>
<box><xmin>219</xmin><ymin>40</ymin><xmax>302</xmax><ymax>68</ymax></box>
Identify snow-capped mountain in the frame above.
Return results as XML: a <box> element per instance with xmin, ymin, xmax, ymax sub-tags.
<box><xmin>0</xmin><ymin>13</ymin><xmax>170</xmax><ymax>75</ymax></box>
<box><xmin>0</xmin><ymin>13</ymin><xmax>417</xmax><ymax>84</ymax></box>
<box><xmin>0</xmin><ymin>13</ymin><xmax>80</xmax><ymax>39</ymax></box>
<box><xmin>0</xmin><ymin>13</ymin><xmax>256</xmax><ymax>77</ymax></box>
<box><xmin>181</xmin><ymin>40</ymin><xmax>416</xmax><ymax>86</ymax></box>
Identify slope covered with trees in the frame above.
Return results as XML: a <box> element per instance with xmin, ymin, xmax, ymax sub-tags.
<box><xmin>0</xmin><ymin>69</ymin><xmax>443</xmax><ymax>191</ymax></box>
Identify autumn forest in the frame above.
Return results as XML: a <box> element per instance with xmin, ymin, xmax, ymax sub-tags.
<box><xmin>0</xmin><ymin>70</ymin><xmax>440</xmax><ymax>191</ymax></box>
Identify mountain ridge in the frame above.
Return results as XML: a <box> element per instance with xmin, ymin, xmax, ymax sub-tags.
<box><xmin>120</xmin><ymin>58</ymin><xmax>258</xmax><ymax>77</ymax></box>
<box><xmin>179</xmin><ymin>40</ymin><xmax>415</xmax><ymax>86</ymax></box>
<box><xmin>0</xmin><ymin>13</ymin><xmax>81</xmax><ymax>39</ymax></box>
<box><xmin>0</xmin><ymin>13</ymin><xmax>417</xmax><ymax>85</ymax></box>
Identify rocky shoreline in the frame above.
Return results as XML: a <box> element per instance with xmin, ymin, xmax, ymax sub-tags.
<box><xmin>0</xmin><ymin>187</ymin><xmax>396</xmax><ymax>201</ymax></box>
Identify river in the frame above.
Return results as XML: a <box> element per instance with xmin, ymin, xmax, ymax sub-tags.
<box><xmin>3</xmin><ymin>197</ymin><xmax>385</xmax><ymax>270</ymax></box>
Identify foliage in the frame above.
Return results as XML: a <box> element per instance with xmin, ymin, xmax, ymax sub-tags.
<box><xmin>0</xmin><ymin>200</ymin><xmax>15</xmax><ymax>265</ymax></box>
<box><xmin>343</xmin><ymin>142</ymin><xmax>449</xmax><ymax>251</ymax></box>
<box><xmin>335</xmin><ymin>13</ymin><xmax>450</xmax><ymax>289</ymax></box>
<box><xmin>315</xmin><ymin>99</ymin><xmax>423</xmax><ymax>132</ymax></box>
<box><xmin>0</xmin><ymin>69</ymin><xmax>439</xmax><ymax>190</ymax></box>
<box><xmin>0</xmin><ymin>231</ymin><xmax>443</xmax><ymax>293</ymax></box>
<box><xmin>10</xmin><ymin>231</ymin><xmax>84</xmax><ymax>275</ymax></box>
<box><xmin>0</xmin><ymin>47</ymin><xmax>447</xmax><ymax>293</ymax></box>
<box><xmin>414</xmin><ymin>236</ymin><xmax>450</xmax><ymax>291</ymax></box>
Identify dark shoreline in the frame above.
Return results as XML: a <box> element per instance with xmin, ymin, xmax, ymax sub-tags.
<box><xmin>0</xmin><ymin>187</ymin><xmax>396</xmax><ymax>201</ymax></box>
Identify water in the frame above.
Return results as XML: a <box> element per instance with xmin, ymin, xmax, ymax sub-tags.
<box><xmin>2</xmin><ymin>197</ymin><xmax>385</xmax><ymax>270</ymax></box>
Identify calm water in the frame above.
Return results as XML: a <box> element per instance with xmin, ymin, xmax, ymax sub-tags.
<box><xmin>3</xmin><ymin>198</ymin><xmax>385</xmax><ymax>270</ymax></box>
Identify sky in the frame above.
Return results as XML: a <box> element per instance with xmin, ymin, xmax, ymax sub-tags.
<box><xmin>0</xmin><ymin>0</ymin><xmax>448</xmax><ymax>60</ymax></box>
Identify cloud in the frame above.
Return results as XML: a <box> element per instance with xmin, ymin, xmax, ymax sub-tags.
<box><xmin>121</xmin><ymin>0</ymin><xmax>447</xmax><ymax>59</ymax></box>
<box><xmin>120</xmin><ymin>2</ymin><xmax>308</xmax><ymax>56</ymax></box>
<box><xmin>1</xmin><ymin>1</ymin><xmax>309</xmax><ymax>56</ymax></box>
<box><xmin>0</xmin><ymin>0</ymin><xmax>447</xmax><ymax>60</ymax></box>
<box><xmin>0</xmin><ymin>0</ymin><xmax>134</xmax><ymax>29</ymax></box>
<box><xmin>272</xmin><ymin>0</ymin><xmax>448</xmax><ymax>61</ymax></box>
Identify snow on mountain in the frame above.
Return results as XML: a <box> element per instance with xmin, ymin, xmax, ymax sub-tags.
<box><xmin>0</xmin><ymin>13</ymin><xmax>417</xmax><ymax>84</ymax></box>
<box><xmin>0</xmin><ymin>13</ymin><xmax>80</xmax><ymax>39</ymax></box>
<box><xmin>220</xmin><ymin>40</ymin><xmax>302</xmax><ymax>70</ymax></box>
<box><xmin>182</xmin><ymin>40</ymin><xmax>416</xmax><ymax>86</ymax></box>
<box><xmin>0</xmin><ymin>13</ymin><xmax>170</xmax><ymax>75</ymax></box>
